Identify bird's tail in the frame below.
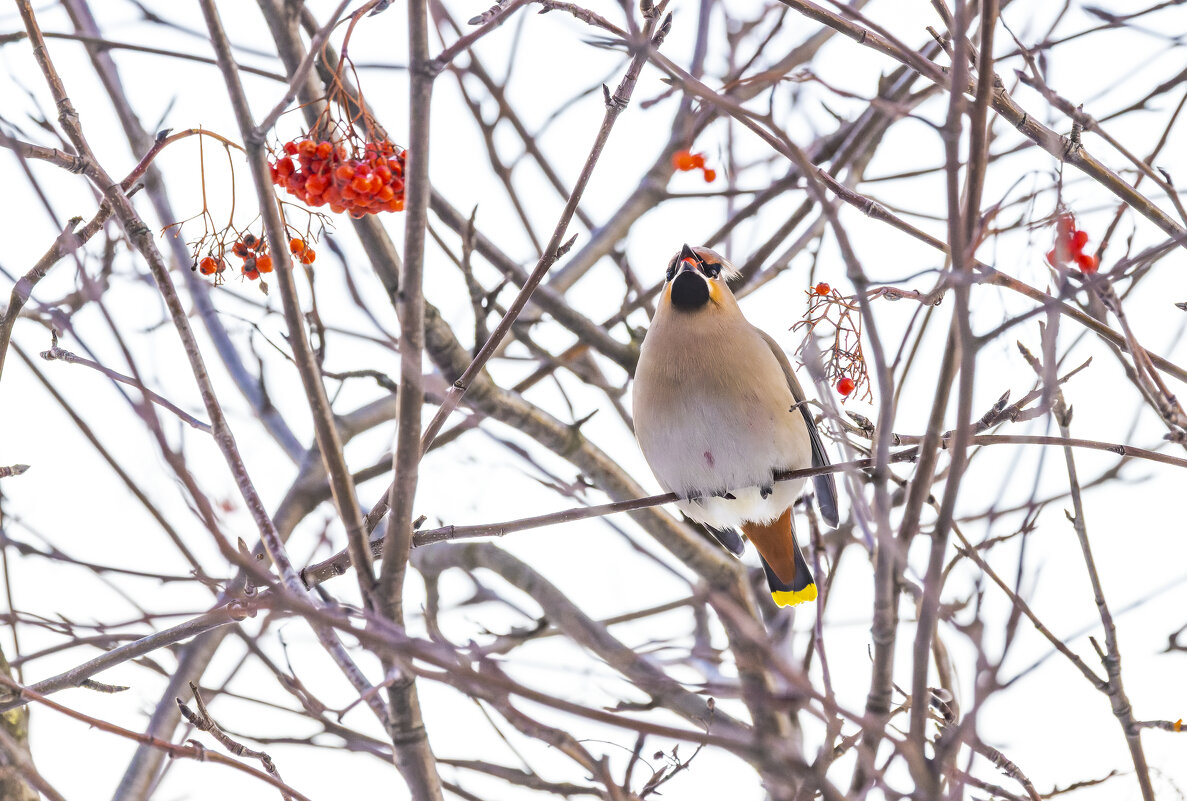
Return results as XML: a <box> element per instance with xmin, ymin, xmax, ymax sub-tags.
<box><xmin>742</xmin><ymin>508</ymin><xmax>817</xmax><ymax>607</ymax></box>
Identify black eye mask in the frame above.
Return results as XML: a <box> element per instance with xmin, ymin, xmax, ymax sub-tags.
<box><xmin>668</xmin><ymin>248</ymin><xmax>721</xmax><ymax>282</ymax></box>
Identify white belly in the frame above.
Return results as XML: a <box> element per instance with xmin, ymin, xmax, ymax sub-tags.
<box><xmin>634</xmin><ymin>365</ymin><xmax>811</xmax><ymax>529</ymax></box>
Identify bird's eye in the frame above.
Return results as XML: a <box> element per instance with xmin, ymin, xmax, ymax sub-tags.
<box><xmin>666</xmin><ymin>263</ymin><xmax>678</xmax><ymax>282</ymax></box>
<box><xmin>701</xmin><ymin>261</ymin><xmax>721</xmax><ymax>278</ymax></box>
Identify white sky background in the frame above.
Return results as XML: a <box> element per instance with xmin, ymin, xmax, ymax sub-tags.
<box><xmin>1</xmin><ymin>0</ymin><xmax>1186</xmax><ymax>799</ymax></box>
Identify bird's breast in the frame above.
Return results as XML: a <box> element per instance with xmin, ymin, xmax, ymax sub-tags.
<box><xmin>633</xmin><ymin>327</ymin><xmax>811</xmax><ymax>526</ymax></box>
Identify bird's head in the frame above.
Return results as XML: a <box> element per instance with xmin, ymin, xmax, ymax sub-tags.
<box><xmin>662</xmin><ymin>245</ymin><xmax>738</xmax><ymax>313</ymax></box>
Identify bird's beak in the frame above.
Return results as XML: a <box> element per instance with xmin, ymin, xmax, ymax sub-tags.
<box><xmin>678</xmin><ymin>244</ymin><xmax>699</xmax><ymax>273</ymax></box>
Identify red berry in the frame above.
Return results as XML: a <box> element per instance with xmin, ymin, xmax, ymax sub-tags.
<box><xmin>815</xmin><ymin>282</ymin><xmax>830</xmax><ymax>296</ymax></box>
<box><xmin>290</xmin><ymin>238</ymin><xmax>306</xmax><ymax>254</ymax></box>
<box><xmin>672</xmin><ymin>150</ymin><xmax>697</xmax><ymax>171</ymax></box>
<box><xmin>1045</xmin><ymin>249</ymin><xmax>1058</xmax><ymax>267</ymax></box>
<box><xmin>351</xmin><ymin>174</ymin><xmax>373</xmax><ymax>194</ymax></box>
<box><xmin>198</xmin><ymin>256</ymin><xmax>218</xmax><ymax>276</ymax></box>
<box><xmin>256</xmin><ymin>255</ymin><xmax>273</xmax><ymax>273</ymax></box>
<box><xmin>306</xmin><ymin>173</ymin><xmax>329</xmax><ymax>196</ymax></box>
<box><xmin>283</xmin><ymin>141</ymin><xmax>299</xmax><ymax>156</ymax></box>
<box><xmin>690</xmin><ymin>153</ymin><xmax>706</xmax><ymax>169</ymax></box>
<box><xmin>1071</xmin><ymin>229</ymin><xmax>1089</xmax><ymax>251</ymax></box>
<box><xmin>1075</xmin><ymin>252</ymin><xmax>1099</xmax><ymax>274</ymax></box>
<box><xmin>299</xmin><ymin>247</ymin><xmax>316</xmax><ymax>265</ymax></box>
<box><xmin>232</xmin><ymin>241</ymin><xmax>249</xmax><ymax>258</ymax></box>
<box><xmin>703</xmin><ymin>168</ymin><xmax>717</xmax><ymax>182</ymax></box>
<box><xmin>837</xmin><ymin>377</ymin><xmax>856</xmax><ymax>396</ymax></box>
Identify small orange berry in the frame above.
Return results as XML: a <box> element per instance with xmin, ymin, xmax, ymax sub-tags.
<box><xmin>815</xmin><ymin>282</ymin><xmax>830</xmax><ymax>296</ymax></box>
<box><xmin>702</xmin><ymin>168</ymin><xmax>717</xmax><ymax>182</ymax></box>
<box><xmin>306</xmin><ymin>174</ymin><xmax>329</xmax><ymax>196</ymax></box>
<box><xmin>1075</xmin><ymin>252</ymin><xmax>1099</xmax><ymax>274</ymax></box>
<box><xmin>299</xmin><ymin>247</ymin><xmax>316</xmax><ymax>265</ymax></box>
<box><xmin>837</xmin><ymin>377</ymin><xmax>856</xmax><ymax>396</ymax></box>
<box><xmin>672</xmin><ymin>150</ymin><xmax>696</xmax><ymax>171</ymax></box>
<box><xmin>198</xmin><ymin>256</ymin><xmax>218</xmax><ymax>275</ymax></box>
<box><xmin>290</xmin><ymin>238</ymin><xmax>306</xmax><ymax>254</ymax></box>
<box><xmin>256</xmin><ymin>255</ymin><xmax>273</xmax><ymax>273</ymax></box>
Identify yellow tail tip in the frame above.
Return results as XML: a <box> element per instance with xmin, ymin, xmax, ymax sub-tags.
<box><xmin>771</xmin><ymin>583</ymin><xmax>817</xmax><ymax>607</ymax></box>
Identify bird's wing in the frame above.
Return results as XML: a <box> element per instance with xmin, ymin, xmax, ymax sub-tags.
<box><xmin>703</xmin><ymin>524</ymin><xmax>745</xmax><ymax>556</ymax></box>
<box><xmin>756</xmin><ymin>329</ymin><xmax>840</xmax><ymax>527</ymax></box>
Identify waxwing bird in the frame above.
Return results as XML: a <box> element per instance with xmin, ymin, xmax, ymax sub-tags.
<box><xmin>633</xmin><ymin>245</ymin><xmax>839</xmax><ymax>607</ymax></box>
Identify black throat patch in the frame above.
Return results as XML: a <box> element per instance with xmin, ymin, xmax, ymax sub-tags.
<box><xmin>670</xmin><ymin>271</ymin><xmax>710</xmax><ymax>310</ymax></box>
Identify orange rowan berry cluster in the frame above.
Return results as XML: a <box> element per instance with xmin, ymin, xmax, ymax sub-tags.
<box><xmin>672</xmin><ymin>149</ymin><xmax>717</xmax><ymax>182</ymax></box>
<box><xmin>270</xmin><ymin>137</ymin><xmax>406</xmax><ymax>218</ymax></box>
<box><xmin>190</xmin><ymin>229</ymin><xmax>321</xmax><ymax>289</ymax></box>
<box><xmin>229</xmin><ymin>233</ymin><xmax>274</xmax><ymax>281</ymax></box>
<box><xmin>1046</xmin><ymin>212</ymin><xmax>1098</xmax><ymax>274</ymax></box>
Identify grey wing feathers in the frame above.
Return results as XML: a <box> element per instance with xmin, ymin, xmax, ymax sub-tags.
<box><xmin>756</xmin><ymin>330</ymin><xmax>840</xmax><ymax>527</ymax></box>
